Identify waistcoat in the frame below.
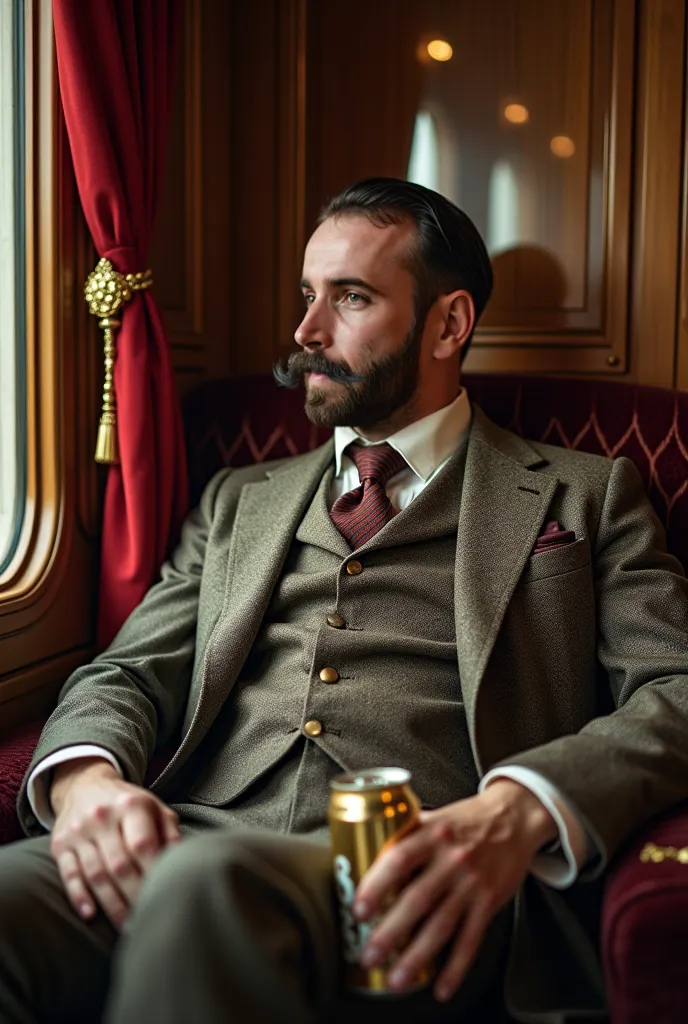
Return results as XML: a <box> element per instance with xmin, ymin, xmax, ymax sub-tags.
<box><xmin>186</xmin><ymin>441</ymin><xmax>478</xmax><ymax>835</ymax></box>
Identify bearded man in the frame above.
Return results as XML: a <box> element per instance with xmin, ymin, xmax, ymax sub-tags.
<box><xmin>1</xmin><ymin>178</ymin><xmax>687</xmax><ymax>1024</ymax></box>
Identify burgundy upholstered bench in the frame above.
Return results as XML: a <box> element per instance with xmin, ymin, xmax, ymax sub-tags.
<box><xmin>2</xmin><ymin>372</ymin><xmax>688</xmax><ymax>1023</ymax></box>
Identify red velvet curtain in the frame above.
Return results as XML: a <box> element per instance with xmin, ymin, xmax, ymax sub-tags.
<box><xmin>53</xmin><ymin>0</ymin><xmax>188</xmax><ymax>649</ymax></box>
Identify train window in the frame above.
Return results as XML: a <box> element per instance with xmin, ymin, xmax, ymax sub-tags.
<box><xmin>0</xmin><ymin>0</ymin><xmax>25</xmax><ymax>574</ymax></box>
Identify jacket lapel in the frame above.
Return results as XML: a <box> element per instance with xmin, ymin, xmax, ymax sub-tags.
<box><xmin>296</xmin><ymin>464</ymin><xmax>351</xmax><ymax>557</ymax></box>
<box><xmin>156</xmin><ymin>440</ymin><xmax>335</xmax><ymax>787</ymax></box>
<box><xmin>456</xmin><ymin>408</ymin><xmax>559</xmax><ymax>772</ymax></box>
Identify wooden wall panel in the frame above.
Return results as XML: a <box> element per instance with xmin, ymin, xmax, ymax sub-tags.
<box><xmin>227</xmin><ymin>0</ymin><xmax>280</xmax><ymax>376</ymax></box>
<box><xmin>677</xmin><ymin>11</ymin><xmax>688</xmax><ymax>393</ymax></box>
<box><xmin>303</xmin><ymin>0</ymin><xmax>635</xmax><ymax>377</ymax></box>
<box><xmin>153</xmin><ymin>0</ymin><xmax>308</xmax><ymax>387</ymax></box>
<box><xmin>628</xmin><ymin>0</ymin><xmax>686</xmax><ymax>388</ymax></box>
<box><xmin>151</xmin><ymin>0</ymin><xmax>232</xmax><ymax>401</ymax></box>
<box><xmin>151</xmin><ymin>0</ymin><xmax>688</xmax><ymax>391</ymax></box>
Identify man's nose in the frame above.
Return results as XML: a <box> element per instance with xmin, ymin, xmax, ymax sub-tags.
<box><xmin>294</xmin><ymin>303</ymin><xmax>332</xmax><ymax>350</ymax></box>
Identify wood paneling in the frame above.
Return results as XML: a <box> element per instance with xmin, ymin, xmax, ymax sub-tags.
<box><xmin>629</xmin><ymin>0</ymin><xmax>686</xmax><ymax>388</ymax></box>
<box><xmin>154</xmin><ymin>0</ymin><xmax>688</xmax><ymax>390</ymax></box>
<box><xmin>151</xmin><ymin>0</ymin><xmax>231</xmax><ymax>401</ymax></box>
<box><xmin>301</xmin><ymin>0</ymin><xmax>635</xmax><ymax>376</ymax></box>
<box><xmin>677</xmin><ymin>14</ymin><xmax>688</xmax><ymax>393</ymax></box>
<box><xmin>276</xmin><ymin>0</ymin><xmax>307</xmax><ymax>361</ymax></box>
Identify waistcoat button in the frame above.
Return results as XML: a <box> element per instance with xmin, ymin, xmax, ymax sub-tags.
<box><xmin>346</xmin><ymin>560</ymin><xmax>363</xmax><ymax>576</ymax></box>
<box><xmin>319</xmin><ymin>667</ymin><xmax>339</xmax><ymax>683</ymax></box>
<box><xmin>304</xmin><ymin>719</ymin><xmax>323</xmax><ymax>737</ymax></box>
<box><xmin>326</xmin><ymin>613</ymin><xmax>346</xmax><ymax>629</ymax></box>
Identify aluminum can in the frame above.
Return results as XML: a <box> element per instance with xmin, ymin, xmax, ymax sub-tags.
<box><xmin>328</xmin><ymin>766</ymin><xmax>430</xmax><ymax>995</ymax></box>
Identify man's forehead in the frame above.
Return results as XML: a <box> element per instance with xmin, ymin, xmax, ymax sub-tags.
<box><xmin>301</xmin><ymin>214</ymin><xmax>415</xmax><ymax>283</ymax></box>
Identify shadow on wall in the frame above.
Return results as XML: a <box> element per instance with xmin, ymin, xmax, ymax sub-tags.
<box><xmin>487</xmin><ymin>245</ymin><xmax>568</xmax><ymax>328</ymax></box>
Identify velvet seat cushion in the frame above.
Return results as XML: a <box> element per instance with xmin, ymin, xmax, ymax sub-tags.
<box><xmin>602</xmin><ymin>802</ymin><xmax>688</xmax><ymax>1023</ymax></box>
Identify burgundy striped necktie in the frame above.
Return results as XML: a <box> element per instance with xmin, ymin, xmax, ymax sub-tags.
<box><xmin>330</xmin><ymin>442</ymin><xmax>408</xmax><ymax>549</ymax></box>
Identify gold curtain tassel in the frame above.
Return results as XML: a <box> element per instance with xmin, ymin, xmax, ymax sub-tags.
<box><xmin>84</xmin><ymin>258</ymin><xmax>154</xmax><ymax>465</ymax></box>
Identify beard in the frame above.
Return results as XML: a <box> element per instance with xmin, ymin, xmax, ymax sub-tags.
<box><xmin>272</xmin><ymin>321</ymin><xmax>423</xmax><ymax>430</ymax></box>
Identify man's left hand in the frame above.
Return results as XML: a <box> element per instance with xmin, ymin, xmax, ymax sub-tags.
<box><xmin>352</xmin><ymin>779</ymin><xmax>558</xmax><ymax>1002</ymax></box>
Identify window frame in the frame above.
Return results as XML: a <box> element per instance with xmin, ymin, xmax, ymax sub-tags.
<box><xmin>0</xmin><ymin>0</ymin><xmax>100</xmax><ymax>724</ymax></box>
<box><xmin>0</xmin><ymin>0</ymin><xmax>27</xmax><ymax>575</ymax></box>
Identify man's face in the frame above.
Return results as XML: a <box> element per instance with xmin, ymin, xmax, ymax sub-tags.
<box><xmin>277</xmin><ymin>215</ymin><xmax>424</xmax><ymax>430</ymax></box>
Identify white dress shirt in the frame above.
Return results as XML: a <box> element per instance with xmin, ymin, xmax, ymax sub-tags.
<box><xmin>29</xmin><ymin>389</ymin><xmax>591</xmax><ymax>886</ymax></box>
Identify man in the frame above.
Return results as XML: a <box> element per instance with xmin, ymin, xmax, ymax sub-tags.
<box><xmin>1</xmin><ymin>177</ymin><xmax>688</xmax><ymax>1024</ymax></box>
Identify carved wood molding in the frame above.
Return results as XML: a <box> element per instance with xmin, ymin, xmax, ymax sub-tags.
<box><xmin>677</xmin><ymin>8</ymin><xmax>688</xmax><ymax>392</ymax></box>
<box><xmin>163</xmin><ymin>0</ymin><xmax>203</xmax><ymax>339</ymax></box>
<box><xmin>629</xmin><ymin>0</ymin><xmax>687</xmax><ymax>388</ymax></box>
<box><xmin>276</xmin><ymin>0</ymin><xmax>307</xmax><ymax>360</ymax></box>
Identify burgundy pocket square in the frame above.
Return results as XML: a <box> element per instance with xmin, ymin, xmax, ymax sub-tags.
<box><xmin>533</xmin><ymin>520</ymin><xmax>577</xmax><ymax>554</ymax></box>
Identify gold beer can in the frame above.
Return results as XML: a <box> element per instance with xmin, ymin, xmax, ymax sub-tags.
<box><xmin>328</xmin><ymin>766</ymin><xmax>430</xmax><ymax>995</ymax></box>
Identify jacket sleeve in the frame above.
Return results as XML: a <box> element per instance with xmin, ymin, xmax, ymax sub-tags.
<box><xmin>17</xmin><ymin>468</ymin><xmax>232</xmax><ymax>835</ymax></box>
<box><xmin>497</xmin><ymin>456</ymin><xmax>688</xmax><ymax>875</ymax></box>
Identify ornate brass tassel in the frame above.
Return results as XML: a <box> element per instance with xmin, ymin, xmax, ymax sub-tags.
<box><xmin>84</xmin><ymin>258</ymin><xmax>153</xmax><ymax>465</ymax></box>
<box><xmin>94</xmin><ymin>316</ymin><xmax>121</xmax><ymax>463</ymax></box>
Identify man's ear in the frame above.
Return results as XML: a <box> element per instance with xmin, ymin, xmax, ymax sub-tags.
<box><xmin>433</xmin><ymin>291</ymin><xmax>475</xmax><ymax>362</ymax></box>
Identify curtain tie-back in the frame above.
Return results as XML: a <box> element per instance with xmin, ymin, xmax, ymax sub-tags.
<box><xmin>84</xmin><ymin>258</ymin><xmax>154</xmax><ymax>464</ymax></box>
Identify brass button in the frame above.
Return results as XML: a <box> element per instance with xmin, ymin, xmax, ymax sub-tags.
<box><xmin>346</xmin><ymin>559</ymin><xmax>363</xmax><ymax>576</ymax></box>
<box><xmin>319</xmin><ymin>666</ymin><xmax>339</xmax><ymax>684</ymax></box>
<box><xmin>327</xmin><ymin>613</ymin><xmax>346</xmax><ymax>629</ymax></box>
<box><xmin>304</xmin><ymin>719</ymin><xmax>323</xmax><ymax>737</ymax></box>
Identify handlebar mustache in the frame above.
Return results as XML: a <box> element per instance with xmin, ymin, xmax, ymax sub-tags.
<box><xmin>273</xmin><ymin>353</ymin><xmax>366</xmax><ymax>388</ymax></box>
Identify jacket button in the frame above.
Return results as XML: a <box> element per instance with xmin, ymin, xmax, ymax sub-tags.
<box><xmin>327</xmin><ymin>613</ymin><xmax>346</xmax><ymax>629</ymax></box>
<box><xmin>319</xmin><ymin>667</ymin><xmax>339</xmax><ymax>684</ymax></box>
<box><xmin>304</xmin><ymin>719</ymin><xmax>323</xmax><ymax>737</ymax></box>
<box><xmin>346</xmin><ymin>559</ymin><xmax>363</xmax><ymax>576</ymax></box>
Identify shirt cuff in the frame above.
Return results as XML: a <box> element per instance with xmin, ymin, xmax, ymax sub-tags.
<box><xmin>27</xmin><ymin>745</ymin><xmax>123</xmax><ymax>832</ymax></box>
<box><xmin>478</xmin><ymin>765</ymin><xmax>592</xmax><ymax>889</ymax></box>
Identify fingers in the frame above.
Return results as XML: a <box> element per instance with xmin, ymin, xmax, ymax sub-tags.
<box><xmin>159</xmin><ymin>805</ymin><xmax>183</xmax><ymax>846</ymax></box>
<box><xmin>55</xmin><ymin>839</ymin><xmax>129</xmax><ymax>929</ymax></box>
<box><xmin>51</xmin><ymin>787</ymin><xmax>181</xmax><ymax>930</ymax></box>
<box><xmin>433</xmin><ymin>895</ymin><xmax>493</xmax><ymax>1002</ymax></box>
<box><xmin>355</xmin><ymin>823</ymin><xmax>446</xmax><ymax>918</ymax></box>
<box><xmin>362</xmin><ymin>842</ymin><xmax>466</xmax><ymax>962</ymax></box>
<box><xmin>97</xmin><ymin>826</ymin><xmax>143</xmax><ymax>909</ymax></box>
<box><xmin>119</xmin><ymin>796</ymin><xmax>180</xmax><ymax>874</ymax></box>
<box><xmin>55</xmin><ymin>847</ymin><xmax>97</xmax><ymax>921</ymax></box>
<box><xmin>387</xmin><ymin>884</ymin><xmax>472</xmax><ymax>994</ymax></box>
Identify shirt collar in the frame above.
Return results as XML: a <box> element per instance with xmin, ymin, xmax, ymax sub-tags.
<box><xmin>333</xmin><ymin>388</ymin><xmax>472</xmax><ymax>482</ymax></box>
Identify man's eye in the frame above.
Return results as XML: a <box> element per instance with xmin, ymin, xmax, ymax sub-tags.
<box><xmin>344</xmin><ymin>292</ymin><xmax>368</xmax><ymax>306</ymax></box>
<box><xmin>304</xmin><ymin>294</ymin><xmax>315</xmax><ymax>305</ymax></box>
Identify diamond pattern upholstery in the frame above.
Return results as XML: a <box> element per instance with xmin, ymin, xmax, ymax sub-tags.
<box><xmin>184</xmin><ymin>373</ymin><xmax>688</xmax><ymax>572</ymax></box>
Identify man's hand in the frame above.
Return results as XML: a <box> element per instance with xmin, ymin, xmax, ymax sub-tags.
<box><xmin>49</xmin><ymin>757</ymin><xmax>181</xmax><ymax>930</ymax></box>
<box><xmin>352</xmin><ymin>779</ymin><xmax>557</xmax><ymax>1002</ymax></box>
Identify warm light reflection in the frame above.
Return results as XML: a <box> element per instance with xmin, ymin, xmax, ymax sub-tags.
<box><xmin>427</xmin><ymin>39</ymin><xmax>453</xmax><ymax>62</ymax></box>
<box><xmin>504</xmin><ymin>104</ymin><xmax>529</xmax><ymax>124</ymax></box>
<box><xmin>550</xmin><ymin>135</ymin><xmax>576</xmax><ymax>158</ymax></box>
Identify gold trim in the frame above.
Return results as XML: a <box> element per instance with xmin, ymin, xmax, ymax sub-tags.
<box><xmin>84</xmin><ymin>258</ymin><xmax>153</xmax><ymax>464</ymax></box>
<box><xmin>639</xmin><ymin>842</ymin><xmax>688</xmax><ymax>864</ymax></box>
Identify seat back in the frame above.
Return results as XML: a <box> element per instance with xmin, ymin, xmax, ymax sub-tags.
<box><xmin>184</xmin><ymin>374</ymin><xmax>688</xmax><ymax>571</ymax></box>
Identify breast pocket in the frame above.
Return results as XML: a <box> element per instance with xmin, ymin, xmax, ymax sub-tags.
<box><xmin>520</xmin><ymin>536</ymin><xmax>591</xmax><ymax>585</ymax></box>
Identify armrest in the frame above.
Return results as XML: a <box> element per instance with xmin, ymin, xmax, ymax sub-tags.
<box><xmin>0</xmin><ymin>719</ymin><xmax>45</xmax><ymax>844</ymax></box>
<box><xmin>602</xmin><ymin>801</ymin><xmax>688</xmax><ymax>1024</ymax></box>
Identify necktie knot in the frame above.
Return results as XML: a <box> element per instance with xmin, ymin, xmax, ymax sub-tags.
<box><xmin>346</xmin><ymin>442</ymin><xmax>407</xmax><ymax>487</ymax></box>
<box><xmin>330</xmin><ymin>443</ymin><xmax>408</xmax><ymax>549</ymax></box>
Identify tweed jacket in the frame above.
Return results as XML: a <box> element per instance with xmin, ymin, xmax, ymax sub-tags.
<box><xmin>17</xmin><ymin>405</ymin><xmax>688</xmax><ymax>1020</ymax></box>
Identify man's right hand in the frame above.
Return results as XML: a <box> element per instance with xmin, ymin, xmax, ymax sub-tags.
<box><xmin>49</xmin><ymin>757</ymin><xmax>181</xmax><ymax>930</ymax></box>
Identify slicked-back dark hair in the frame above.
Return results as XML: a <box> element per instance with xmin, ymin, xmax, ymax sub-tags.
<box><xmin>318</xmin><ymin>177</ymin><xmax>493</xmax><ymax>359</ymax></box>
